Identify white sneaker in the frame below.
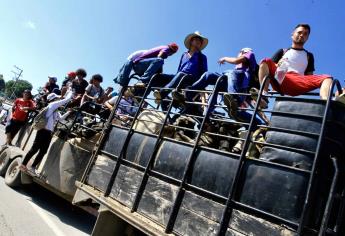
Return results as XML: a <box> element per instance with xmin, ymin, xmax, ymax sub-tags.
<box><xmin>335</xmin><ymin>93</ymin><xmax>345</xmax><ymax>105</ymax></box>
<box><xmin>153</xmin><ymin>90</ymin><xmax>162</xmax><ymax>104</ymax></box>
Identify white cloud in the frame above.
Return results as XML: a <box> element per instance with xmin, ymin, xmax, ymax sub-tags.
<box><xmin>23</xmin><ymin>21</ymin><xmax>36</xmax><ymax>30</ymax></box>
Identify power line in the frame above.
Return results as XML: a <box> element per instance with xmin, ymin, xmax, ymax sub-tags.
<box><xmin>9</xmin><ymin>65</ymin><xmax>23</xmax><ymax>100</ymax></box>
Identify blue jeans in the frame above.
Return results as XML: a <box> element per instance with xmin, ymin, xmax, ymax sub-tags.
<box><xmin>185</xmin><ymin>70</ymin><xmax>250</xmax><ymax>113</ymax></box>
<box><xmin>133</xmin><ymin>58</ymin><xmax>164</xmax><ymax>83</ymax></box>
<box><xmin>114</xmin><ymin>60</ymin><xmax>133</xmax><ymax>86</ymax></box>
<box><xmin>223</xmin><ymin>69</ymin><xmax>250</xmax><ymax>103</ymax></box>
<box><xmin>159</xmin><ymin>72</ymin><xmax>197</xmax><ymax>99</ymax></box>
<box><xmin>114</xmin><ymin>58</ymin><xmax>164</xmax><ymax>86</ymax></box>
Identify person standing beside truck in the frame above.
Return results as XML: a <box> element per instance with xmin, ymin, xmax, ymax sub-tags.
<box><xmin>4</xmin><ymin>90</ymin><xmax>36</xmax><ymax>146</ymax></box>
<box><xmin>20</xmin><ymin>91</ymin><xmax>73</xmax><ymax>174</ymax></box>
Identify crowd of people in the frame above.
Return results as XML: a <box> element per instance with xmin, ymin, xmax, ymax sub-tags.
<box><xmin>3</xmin><ymin>23</ymin><xmax>342</xmax><ymax>175</ymax></box>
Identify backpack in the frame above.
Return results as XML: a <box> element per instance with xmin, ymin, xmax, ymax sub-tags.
<box><xmin>32</xmin><ymin>106</ymin><xmax>49</xmax><ymax>130</ymax></box>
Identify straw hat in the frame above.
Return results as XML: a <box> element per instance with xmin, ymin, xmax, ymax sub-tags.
<box><xmin>184</xmin><ymin>31</ymin><xmax>208</xmax><ymax>50</ymax></box>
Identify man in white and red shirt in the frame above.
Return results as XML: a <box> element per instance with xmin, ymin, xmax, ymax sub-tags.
<box><xmin>258</xmin><ymin>23</ymin><xmax>332</xmax><ymax>101</ymax></box>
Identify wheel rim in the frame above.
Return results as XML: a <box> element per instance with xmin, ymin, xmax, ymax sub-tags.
<box><xmin>9</xmin><ymin>162</ymin><xmax>19</xmax><ymax>178</ymax></box>
<box><xmin>0</xmin><ymin>152</ymin><xmax>6</xmax><ymax>168</ymax></box>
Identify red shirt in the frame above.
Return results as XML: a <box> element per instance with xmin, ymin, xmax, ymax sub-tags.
<box><xmin>12</xmin><ymin>98</ymin><xmax>36</xmax><ymax>121</ymax></box>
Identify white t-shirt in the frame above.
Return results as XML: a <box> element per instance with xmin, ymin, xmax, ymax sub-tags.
<box><xmin>279</xmin><ymin>49</ymin><xmax>308</xmax><ymax>74</ymax></box>
<box><xmin>127</xmin><ymin>50</ymin><xmax>147</xmax><ymax>61</ymax></box>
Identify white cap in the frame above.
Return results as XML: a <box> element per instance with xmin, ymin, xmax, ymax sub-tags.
<box><xmin>47</xmin><ymin>93</ymin><xmax>60</xmax><ymax>102</ymax></box>
<box><xmin>241</xmin><ymin>47</ymin><xmax>253</xmax><ymax>53</ymax></box>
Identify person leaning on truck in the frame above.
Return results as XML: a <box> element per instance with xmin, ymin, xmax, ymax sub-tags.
<box><xmin>114</xmin><ymin>43</ymin><xmax>179</xmax><ymax>87</ymax></box>
<box><xmin>20</xmin><ymin>91</ymin><xmax>74</xmax><ymax>175</ymax></box>
<box><xmin>257</xmin><ymin>23</ymin><xmax>333</xmax><ymax>107</ymax></box>
<box><xmin>4</xmin><ymin>90</ymin><xmax>36</xmax><ymax>146</ymax></box>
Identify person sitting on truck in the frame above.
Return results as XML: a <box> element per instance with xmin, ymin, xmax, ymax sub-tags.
<box><xmin>68</xmin><ymin>68</ymin><xmax>88</xmax><ymax>107</ymax></box>
<box><xmin>257</xmin><ymin>23</ymin><xmax>333</xmax><ymax>108</ymax></box>
<box><xmin>103</xmin><ymin>88</ymin><xmax>139</xmax><ymax>124</ymax></box>
<box><xmin>153</xmin><ymin>31</ymin><xmax>208</xmax><ymax>109</ymax></box>
<box><xmin>44</xmin><ymin>76</ymin><xmax>60</xmax><ymax>95</ymax></box>
<box><xmin>79</xmin><ymin>74</ymin><xmax>105</xmax><ymax>115</ymax></box>
<box><xmin>20</xmin><ymin>91</ymin><xmax>74</xmax><ymax>174</ymax></box>
<box><xmin>176</xmin><ymin>48</ymin><xmax>258</xmax><ymax>120</ymax></box>
<box><xmin>60</xmin><ymin>71</ymin><xmax>77</xmax><ymax>97</ymax></box>
<box><xmin>114</xmin><ymin>43</ymin><xmax>179</xmax><ymax>87</ymax></box>
<box><xmin>4</xmin><ymin>90</ymin><xmax>36</xmax><ymax>146</ymax></box>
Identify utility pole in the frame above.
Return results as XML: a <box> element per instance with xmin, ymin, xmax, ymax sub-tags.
<box><xmin>9</xmin><ymin>65</ymin><xmax>23</xmax><ymax>100</ymax></box>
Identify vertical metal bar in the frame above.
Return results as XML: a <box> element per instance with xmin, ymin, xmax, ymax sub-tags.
<box><xmin>81</xmin><ymin>74</ymin><xmax>143</xmax><ymax>183</ymax></box>
<box><xmin>80</xmin><ymin>85</ymin><xmax>127</xmax><ymax>183</ymax></box>
<box><xmin>217</xmin><ymin>76</ymin><xmax>271</xmax><ymax>236</ymax></box>
<box><xmin>297</xmin><ymin>79</ymin><xmax>342</xmax><ymax>235</ymax></box>
<box><xmin>319</xmin><ymin>157</ymin><xmax>339</xmax><ymax>235</ymax></box>
<box><xmin>130</xmin><ymin>74</ymin><xmax>194</xmax><ymax>212</ymax></box>
<box><xmin>103</xmin><ymin>74</ymin><xmax>161</xmax><ymax>196</ymax></box>
<box><xmin>164</xmin><ymin>75</ymin><xmax>227</xmax><ymax>233</ymax></box>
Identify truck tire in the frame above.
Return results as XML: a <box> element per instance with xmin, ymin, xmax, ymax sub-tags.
<box><xmin>0</xmin><ymin>148</ymin><xmax>10</xmax><ymax>176</ymax></box>
<box><xmin>5</xmin><ymin>157</ymin><xmax>22</xmax><ymax>187</ymax></box>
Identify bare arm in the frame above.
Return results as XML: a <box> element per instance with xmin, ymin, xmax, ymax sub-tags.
<box><xmin>104</xmin><ymin>101</ymin><xmax>113</xmax><ymax>110</ymax></box>
<box><xmin>218</xmin><ymin>55</ymin><xmax>247</xmax><ymax>65</ymax></box>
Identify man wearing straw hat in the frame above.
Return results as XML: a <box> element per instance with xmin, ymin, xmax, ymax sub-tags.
<box><xmin>153</xmin><ymin>31</ymin><xmax>208</xmax><ymax>107</ymax></box>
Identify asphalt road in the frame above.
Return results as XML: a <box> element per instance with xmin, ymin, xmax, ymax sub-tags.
<box><xmin>0</xmin><ymin>125</ymin><xmax>96</xmax><ymax>236</ymax></box>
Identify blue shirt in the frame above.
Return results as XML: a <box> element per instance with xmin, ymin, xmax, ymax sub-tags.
<box><xmin>177</xmin><ymin>51</ymin><xmax>208</xmax><ymax>78</ymax></box>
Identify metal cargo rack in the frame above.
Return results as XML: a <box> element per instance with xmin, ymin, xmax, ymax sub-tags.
<box><xmin>76</xmin><ymin>74</ymin><xmax>345</xmax><ymax>236</ymax></box>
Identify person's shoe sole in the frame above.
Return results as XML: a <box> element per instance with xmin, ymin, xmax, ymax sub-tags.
<box><xmin>224</xmin><ymin>94</ymin><xmax>239</xmax><ymax>120</ymax></box>
<box><xmin>153</xmin><ymin>90</ymin><xmax>161</xmax><ymax>105</ymax></box>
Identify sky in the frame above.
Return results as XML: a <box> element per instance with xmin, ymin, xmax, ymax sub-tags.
<box><xmin>0</xmin><ymin>0</ymin><xmax>344</xmax><ymax>93</ymax></box>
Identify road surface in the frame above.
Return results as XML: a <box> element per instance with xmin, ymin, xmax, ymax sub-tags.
<box><xmin>0</xmin><ymin>125</ymin><xmax>96</xmax><ymax>236</ymax></box>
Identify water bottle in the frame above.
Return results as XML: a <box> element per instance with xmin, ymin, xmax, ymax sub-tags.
<box><xmin>275</xmin><ymin>58</ymin><xmax>289</xmax><ymax>84</ymax></box>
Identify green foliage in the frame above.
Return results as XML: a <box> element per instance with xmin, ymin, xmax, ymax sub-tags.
<box><xmin>5</xmin><ymin>79</ymin><xmax>33</xmax><ymax>99</ymax></box>
<box><xmin>0</xmin><ymin>74</ymin><xmax>5</xmax><ymax>92</ymax></box>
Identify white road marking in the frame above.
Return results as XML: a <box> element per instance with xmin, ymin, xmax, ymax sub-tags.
<box><xmin>27</xmin><ymin>201</ymin><xmax>66</xmax><ymax>236</ymax></box>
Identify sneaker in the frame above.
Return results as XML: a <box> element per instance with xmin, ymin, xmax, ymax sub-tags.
<box><xmin>134</xmin><ymin>82</ymin><xmax>146</xmax><ymax>88</ymax></box>
<box><xmin>335</xmin><ymin>93</ymin><xmax>345</xmax><ymax>105</ymax></box>
<box><xmin>172</xmin><ymin>90</ymin><xmax>186</xmax><ymax>104</ymax></box>
<box><xmin>224</xmin><ymin>93</ymin><xmax>239</xmax><ymax>120</ymax></box>
<box><xmin>249</xmin><ymin>88</ymin><xmax>268</xmax><ymax>109</ymax></box>
<box><xmin>153</xmin><ymin>90</ymin><xmax>162</xmax><ymax>104</ymax></box>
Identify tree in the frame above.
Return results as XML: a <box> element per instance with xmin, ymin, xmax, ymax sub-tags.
<box><xmin>5</xmin><ymin>79</ymin><xmax>33</xmax><ymax>99</ymax></box>
<box><xmin>0</xmin><ymin>74</ymin><xmax>5</xmax><ymax>92</ymax></box>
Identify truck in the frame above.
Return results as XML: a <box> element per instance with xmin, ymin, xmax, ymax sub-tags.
<box><xmin>1</xmin><ymin>75</ymin><xmax>345</xmax><ymax>235</ymax></box>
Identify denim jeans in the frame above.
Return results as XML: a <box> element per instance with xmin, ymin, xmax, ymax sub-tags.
<box><xmin>159</xmin><ymin>72</ymin><xmax>197</xmax><ymax>99</ymax></box>
<box><xmin>114</xmin><ymin>60</ymin><xmax>133</xmax><ymax>86</ymax></box>
<box><xmin>223</xmin><ymin>69</ymin><xmax>250</xmax><ymax>103</ymax></box>
<box><xmin>133</xmin><ymin>58</ymin><xmax>164</xmax><ymax>83</ymax></box>
<box><xmin>114</xmin><ymin>58</ymin><xmax>164</xmax><ymax>86</ymax></box>
<box><xmin>185</xmin><ymin>70</ymin><xmax>251</xmax><ymax>113</ymax></box>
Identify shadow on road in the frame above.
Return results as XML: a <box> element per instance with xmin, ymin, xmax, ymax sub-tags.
<box><xmin>12</xmin><ymin>183</ymin><xmax>96</xmax><ymax>235</ymax></box>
